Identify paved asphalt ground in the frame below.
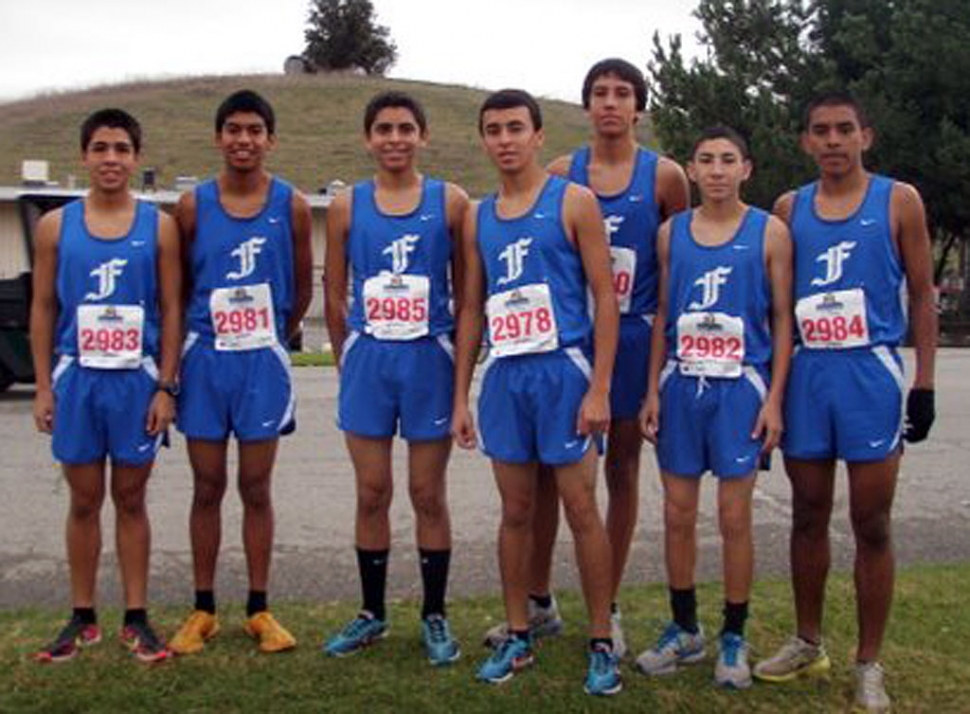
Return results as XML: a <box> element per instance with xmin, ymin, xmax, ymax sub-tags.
<box><xmin>1</xmin><ymin>345</ymin><xmax>967</xmax><ymax>611</ymax></box>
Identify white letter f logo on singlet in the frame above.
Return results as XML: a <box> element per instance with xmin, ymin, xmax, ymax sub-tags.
<box><xmin>497</xmin><ymin>238</ymin><xmax>533</xmax><ymax>286</ymax></box>
<box><xmin>689</xmin><ymin>266</ymin><xmax>732</xmax><ymax>310</ymax></box>
<box><xmin>383</xmin><ymin>234</ymin><xmax>420</xmax><ymax>274</ymax></box>
<box><xmin>811</xmin><ymin>241</ymin><xmax>856</xmax><ymax>286</ymax></box>
<box><xmin>227</xmin><ymin>237</ymin><xmax>266</xmax><ymax>280</ymax></box>
<box><xmin>84</xmin><ymin>258</ymin><xmax>127</xmax><ymax>300</ymax></box>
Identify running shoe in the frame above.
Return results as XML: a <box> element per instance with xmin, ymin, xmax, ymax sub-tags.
<box><xmin>853</xmin><ymin>661</ymin><xmax>891</xmax><ymax>713</ymax></box>
<box><xmin>121</xmin><ymin>620</ymin><xmax>171</xmax><ymax>663</ymax></box>
<box><xmin>477</xmin><ymin>636</ymin><xmax>534</xmax><ymax>684</ymax></box>
<box><xmin>482</xmin><ymin>595</ymin><xmax>563</xmax><ymax>648</ymax></box>
<box><xmin>169</xmin><ymin>610</ymin><xmax>220</xmax><ymax>655</ymax></box>
<box><xmin>34</xmin><ymin>615</ymin><xmax>102</xmax><ymax>664</ymax></box>
<box><xmin>244</xmin><ymin>611</ymin><xmax>296</xmax><ymax>653</ymax></box>
<box><xmin>584</xmin><ymin>643</ymin><xmax>622</xmax><ymax>696</ymax></box>
<box><xmin>714</xmin><ymin>632</ymin><xmax>752</xmax><ymax>689</ymax></box>
<box><xmin>753</xmin><ymin>635</ymin><xmax>831</xmax><ymax>682</ymax></box>
<box><xmin>323</xmin><ymin>611</ymin><xmax>387</xmax><ymax>657</ymax></box>
<box><xmin>635</xmin><ymin>621</ymin><xmax>706</xmax><ymax>675</ymax></box>
<box><xmin>422</xmin><ymin>614</ymin><xmax>460</xmax><ymax>666</ymax></box>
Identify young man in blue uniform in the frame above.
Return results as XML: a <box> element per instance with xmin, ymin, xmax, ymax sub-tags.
<box><xmin>484</xmin><ymin>58</ymin><xmax>691</xmax><ymax>655</ymax></box>
<box><xmin>322</xmin><ymin>91</ymin><xmax>468</xmax><ymax>665</ymax></box>
<box><xmin>635</xmin><ymin>127</ymin><xmax>793</xmax><ymax>689</ymax></box>
<box><xmin>169</xmin><ymin>90</ymin><xmax>313</xmax><ymax>655</ymax></box>
<box><xmin>754</xmin><ymin>93</ymin><xmax>937</xmax><ymax>714</ymax></box>
<box><xmin>452</xmin><ymin>89</ymin><xmax>622</xmax><ymax>695</ymax></box>
<box><xmin>31</xmin><ymin>108</ymin><xmax>182</xmax><ymax>663</ymax></box>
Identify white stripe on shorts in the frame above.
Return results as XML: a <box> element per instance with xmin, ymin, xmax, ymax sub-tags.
<box><xmin>141</xmin><ymin>356</ymin><xmax>159</xmax><ymax>382</ymax></box>
<box><xmin>565</xmin><ymin>346</ymin><xmax>592</xmax><ymax>380</ymax></box>
<box><xmin>51</xmin><ymin>355</ymin><xmax>73</xmax><ymax>386</ymax></box>
<box><xmin>872</xmin><ymin>345</ymin><xmax>906</xmax><ymax>450</ymax></box>
<box><xmin>742</xmin><ymin>366</ymin><xmax>768</xmax><ymax>402</ymax></box>
<box><xmin>181</xmin><ymin>330</ymin><xmax>199</xmax><ymax>357</ymax></box>
<box><xmin>271</xmin><ymin>341</ymin><xmax>296</xmax><ymax>431</ymax></box>
<box><xmin>339</xmin><ymin>330</ymin><xmax>360</xmax><ymax>369</ymax></box>
<box><xmin>436</xmin><ymin>334</ymin><xmax>454</xmax><ymax>362</ymax></box>
<box><xmin>658</xmin><ymin>359</ymin><xmax>677</xmax><ymax>391</ymax></box>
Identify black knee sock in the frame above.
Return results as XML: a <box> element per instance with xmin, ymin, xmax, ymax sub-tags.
<box><xmin>246</xmin><ymin>590</ymin><xmax>267</xmax><ymax>617</ymax></box>
<box><xmin>419</xmin><ymin>548</ymin><xmax>450</xmax><ymax>619</ymax></box>
<box><xmin>670</xmin><ymin>587</ymin><xmax>698</xmax><ymax>634</ymax></box>
<box><xmin>195</xmin><ymin>590</ymin><xmax>216</xmax><ymax>615</ymax></box>
<box><xmin>722</xmin><ymin>600</ymin><xmax>749</xmax><ymax>637</ymax></box>
<box><xmin>73</xmin><ymin>607</ymin><xmax>96</xmax><ymax>625</ymax></box>
<box><xmin>123</xmin><ymin>608</ymin><xmax>147</xmax><ymax>626</ymax></box>
<box><xmin>357</xmin><ymin>547</ymin><xmax>389</xmax><ymax>621</ymax></box>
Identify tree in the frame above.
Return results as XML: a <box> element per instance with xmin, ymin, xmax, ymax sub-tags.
<box><xmin>649</xmin><ymin>0</ymin><xmax>970</xmax><ymax>288</ymax></box>
<box><xmin>303</xmin><ymin>0</ymin><xmax>397</xmax><ymax>76</ymax></box>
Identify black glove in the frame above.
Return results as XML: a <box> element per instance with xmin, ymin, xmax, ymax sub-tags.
<box><xmin>903</xmin><ymin>388</ymin><xmax>935</xmax><ymax>443</ymax></box>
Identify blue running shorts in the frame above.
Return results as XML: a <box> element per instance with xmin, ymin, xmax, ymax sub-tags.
<box><xmin>177</xmin><ymin>332</ymin><xmax>294</xmax><ymax>442</ymax></box>
<box><xmin>51</xmin><ymin>355</ymin><xmax>163</xmax><ymax>466</ymax></box>
<box><xmin>656</xmin><ymin>361</ymin><xmax>768</xmax><ymax>478</ymax></box>
<box><xmin>783</xmin><ymin>345</ymin><xmax>904</xmax><ymax>462</ymax></box>
<box><xmin>338</xmin><ymin>332</ymin><xmax>455</xmax><ymax>441</ymax></box>
<box><xmin>609</xmin><ymin>315</ymin><xmax>653</xmax><ymax>421</ymax></box>
<box><xmin>478</xmin><ymin>346</ymin><xmax>595</xmax><ymax>466</ymax></box>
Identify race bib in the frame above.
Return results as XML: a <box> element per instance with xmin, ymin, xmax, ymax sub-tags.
<box><xmin>796</xmin><ymin>288</ymin><xmax>869</xmax><ymax>349</ymax></box>
<box><xmin>676</xmin><ymin>311</ymin><xmax>745</xmax><ymax>378</ymax></box>
<box><xmin>610</xmin><ymin>246</ymin><xmax>636</xmax><ymax>314</ymax></box>
<box><xmin>210</xmin><ymin>283</ymin><xmax>277</xmax><ymax>351</ymax></box>
<box><xmin>77</xmin><ymin>304</ymin><xmax>144</xmax><ymax>369</ymax></box>
<box><xmin>486</xmin><ymin>283</ymin><xmax>559</xmax><ymax>358</ymax></box>
<box><xmin>362</xmin><ymin>273</ymin><xmax>430</xmax><ymax>341</ymax></box>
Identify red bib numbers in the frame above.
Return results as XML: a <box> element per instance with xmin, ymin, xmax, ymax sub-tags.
<box><xmin>77</xmin><ymin>304</ymin><xmax>144</xmax><ymax>369</ymax></box>
<box><xmin>610</xmin><ymin>247</ymin><xmax>636</xmax><ymax>314</ymax></box>
<box><xmin>796</xmin><ymin>288</ymin><xmax>870</xmax><ymax>349</ymax></box>
<box><xmin>210</xmin><ymin>283</ymin><xmax>277</xmax><ymax>351</ymax></box>
<box><xmin>486</xmin><ymin>283</ymin><xmax>559</xmax><ymax>358</ymax></box>
<box><xmin>676</xmin><ymin>312</ymin><xmax>745</xmax><ymax>378</ymax></box>
<box><xmin>363</xmin><ymin>273</ymin><xmax>430</xmax><ymax>341</ymax></box>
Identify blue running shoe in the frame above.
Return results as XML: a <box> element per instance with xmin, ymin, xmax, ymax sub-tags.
<box><xmin>584</xmin><ymin>643</ymin><xmax>622</xmax><ymax>696</ymax></box>
<box><xmin>422</xmin><ymin>614</ymin><xmax>460</xmax><ymax>666</ymax></box>
<box><xmin>477</xmin><ymin>636</ymin><xmax>534</xmax><ymax>684</ymax></box>
<box><xmin>715</xmin><ymin>632</ymin><xmax>752</xmax><ymax>689</ymax></box>
<box><xmin>323</xmin><ymin>611</ymin><xmax>388</xmax><ymax>657</ymax></box>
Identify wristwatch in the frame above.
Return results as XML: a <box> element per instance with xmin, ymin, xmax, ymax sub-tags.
<box><xmin>157</xmin><ymin>380</ymin><xmax>180</xmax><ymax>398</ymax></box>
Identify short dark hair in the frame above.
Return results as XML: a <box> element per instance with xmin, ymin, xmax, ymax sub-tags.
<box><xmin>478</xmin><ymin>89</ymin><xmax>543</xmax><ymax>134</ymax></box>
<box><xmin>80</xmin><ymin>108</ymin><xmax>142</xmax><ymax>154</ymax></box>
<box><xmin>215</xmin><ymin>90</ymin><xmax>276</xmax><ymax>135</ymax></box>
<box><xmin>581</xmin><ymin>58</ymin><xmax>647</xmax><ymax>112</ymax></box>
<box><xmin>363</xmin><ymin>91</ymin><xmax>428</xmax><ymax>135</ymax></box>
<box><xmin>691</xmin><ymin>125</ymin><xmax>751</xmax><ymax>160</ymax></box>
<box><xmin>802</xmin><ymin>91</ymin><xmax>870</xmax><ymax>131</ymax></box>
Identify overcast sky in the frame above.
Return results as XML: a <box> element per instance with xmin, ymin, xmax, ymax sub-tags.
<box><xmin>0</xmin><ymin>0</ymin><xmax>703</xmax><ymax>105</ymax></box>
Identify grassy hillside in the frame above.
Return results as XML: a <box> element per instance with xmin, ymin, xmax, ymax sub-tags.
<box><xmin>0</xmin><ymin>73</ymin><xmax>657</xmax><ymax>197</ymax></box>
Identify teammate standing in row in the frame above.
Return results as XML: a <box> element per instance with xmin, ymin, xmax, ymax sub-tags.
<box><xmin>322</xmin><ymin>91</ymin><xmax>468</xmax><ymax>665</ymax></box>
<box><xmin>31</xmin><ymin>109</ymin><xmax>181</xmax><ymax>663</ymax></box>
<box><xmin>169</xmin><ymin>90</ymin><xmax>313</xmax><ymax>655</ymax></box>
<box><xmin>636</xmin><ymin>126</ymin><xmax>793</xmax><ymax>688</ymax></box>
<box><xmin>754</xmin><ymin>92</ymin><xmax>936</xmax><ymax>714</ymax></box>
<box><xmin>453</xmin><ymin>89</ymin><xmax>622</xmax><ymax>695</ymax></box>
<box><xmin>487</xmin><ymin>59</ymin><xmax>689</xmax><ymax>655</ymax></box>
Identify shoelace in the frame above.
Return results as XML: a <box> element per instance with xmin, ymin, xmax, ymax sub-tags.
<box><xmin>589</xmin><ymin>648</ymin><xmax>614</xmax><ymax>674</ymax></box>
<box><xmin>658</xmin><ymin>624</ymin><xmax>682</xmax><ymax>652</ymax></box>
<box><xmin>426</xmin><ymin>617</ymin><xmax>449</xmax><ymax>644</ymax></box>
<box><xmin>494</xmin><ymin>636</ymin><xmax>525</xmax><ymax>663</ymax></box>
<box><xmin>128</xmin><ymin>622</ymin><xmax>163</xmax><ymax>650</ymax></box>
<box><xmin>721</xmin><ymin>636</ymin><xmax>742</xmax><ymax>666</ymax></box>
<box><xmin>860</xmin><ymin>665</ymin><xmax>885</xmax><ymax>699</ymax></box>
<box><xmin>344</xmin><ymin>616</ymin><xmax>375</xmax><ymax>638</ymax></box>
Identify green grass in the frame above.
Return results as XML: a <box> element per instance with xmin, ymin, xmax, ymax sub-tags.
<box><xmin>3</xmin><ymin>564</ymin><xmax>968</xmax><ymax>712</ymax></box>
<box><xmin>290</xmin><ymin>350</ymin><xmax>333</xmax><ymax>367</ymax></box>
<box><xmin>0</xmin><ymin>74</ymin><xmax>657</xmax><ymax>197</ymax></box>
